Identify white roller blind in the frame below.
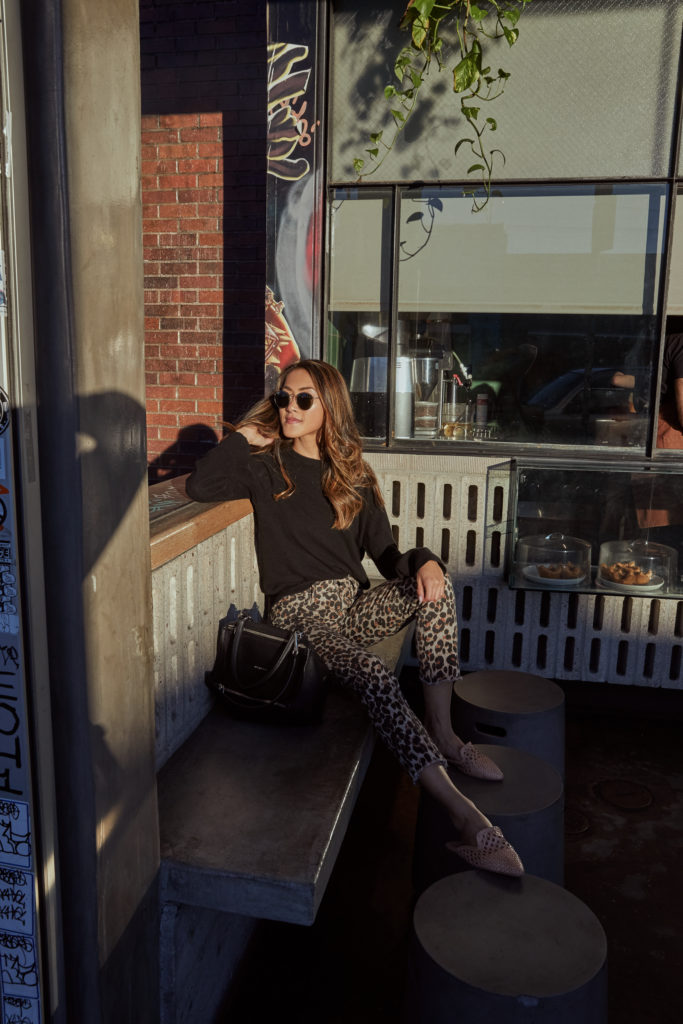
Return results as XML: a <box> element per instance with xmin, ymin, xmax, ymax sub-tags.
<box><xmin>329</xmin><ymin>189</ymin><xmax>666</xmax><ymax>315</ymax></box>
<box><xmin>328</xmin><ymin>195</ymin><xmax>388</xmax><ymax>311</ymax></box>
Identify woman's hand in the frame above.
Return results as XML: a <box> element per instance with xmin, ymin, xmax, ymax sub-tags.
<box><xmin>237</xmin><ymin>424</ymin><xmax>275</xmax><ymax>448</ymax></box>
<box><xmin>416</xmin><ymin>560</ymin><xmax>446</xmax><ymax>603</ymax></box>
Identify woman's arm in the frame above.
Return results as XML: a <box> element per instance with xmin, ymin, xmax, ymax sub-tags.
<box><xmin>185</xmin><ymin>431</ymin><xmax>256</xmax><ymax>503</ymax></box>
<box><xmin>611</xmin><ymin>371</ymin><xmax>636</xmax><ymax>390</ymax></box>
<box><xmin>672</xmin><ymin>378</ymin><xmax>683</xmax><ymax>430</ymax></box>
<box><xmin>416</xmin><ymin>560</ymin><xmax>446</xmax><ymax>603</ymax></box>
<box><xmin>359</xmin><ymin>491</ymin><xmax>446</xmax><ymax>585</ymax></box>
<box><xmin>236</xmin><ymin>424</ymin><xmax>274</xmax><ymax>448</ymax></box>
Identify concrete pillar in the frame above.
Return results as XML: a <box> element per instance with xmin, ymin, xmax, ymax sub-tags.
<box><xmin>22</xmin><ymin>2</ymin><xmax>159</xmax><ymax>1021</ymax></box>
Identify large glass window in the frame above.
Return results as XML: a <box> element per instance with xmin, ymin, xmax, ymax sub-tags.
<box><xmin>326</xmin><ymin>184</ymin><xmax>668</xmax><ymax>451</ymax></box>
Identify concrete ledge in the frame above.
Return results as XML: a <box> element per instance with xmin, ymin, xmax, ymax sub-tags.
<box><xmin>149</xmin><ymin>473</ymin><xmax>253</xmax><ymax>571</ymax></box>
<box><xmin>157</xmin><ymin>625</ymin><xmax>413</xmax><ymax>927</ymax></box>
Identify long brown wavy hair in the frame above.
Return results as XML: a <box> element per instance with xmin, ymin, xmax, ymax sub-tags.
<box><xmin>235</xmin><ymin>359</ymin><xmax>384</xmax><ymax>529</ymax></box>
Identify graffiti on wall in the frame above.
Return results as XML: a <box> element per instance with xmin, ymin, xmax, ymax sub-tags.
<box><xmin>265</xmin><ymin>25</ymin><xmax>323</xmax><ymax>383</ymax></box>
<box><xmin>265</xmin><ymin>285</ymin><xmax>300</xmax><ymax>389</ymax></box>
<box><xmin>0</xmin><ymin>389</ymin><xmax>41</xmax><ymax>1023</ymax></box>
<box><xmin>267</xmin><ymin>42</ymin><xmax>320</xmax><ymax>183</ymax></box>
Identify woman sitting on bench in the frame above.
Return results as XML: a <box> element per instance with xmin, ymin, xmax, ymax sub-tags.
<box><xmin>186</xmin><ymin>359</ymin><xmax>523</xmax><ymax>877</ymax></box>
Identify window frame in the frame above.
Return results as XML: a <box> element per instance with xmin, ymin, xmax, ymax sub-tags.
<box><xmin>324</xmin><ymin>177</ymin><xmax>683</xmax><ymax>464</ymax></box>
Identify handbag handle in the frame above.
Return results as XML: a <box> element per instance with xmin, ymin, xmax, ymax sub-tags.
<box><xmin>229</xmin><ymin>615</ymin><xmax>300</xmax><ymax>690</ymax></box>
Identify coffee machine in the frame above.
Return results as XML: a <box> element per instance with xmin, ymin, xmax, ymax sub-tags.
<box><xmin>393</xmin><ymin>323</ymin><xmax>457</xmax><ymax>438</ymax></box>
<box><xmin>349</xmin><ymin>320</ymin><xmax>388</xmax><ymax>437</ymax></box>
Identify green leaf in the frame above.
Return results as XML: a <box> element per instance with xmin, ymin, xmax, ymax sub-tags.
<box><xmin>503</xmin><ymin>25</ymin><xmax>519</xmax><ymax>46</ymax></box>
<box><xmin>486</xmin><ymin>117</ymin><xmax>498</xmax><ymax>129</ymax></box>
<box><xmin>366</xmin><ymin>147</ymin><xmax>379</xmax><ymax>158</ymax></box>
<box><xmin>454</xmin><ymin>137</ymin><xmax>474</xmax><ymax>157</ymax></box>
<box><xmin>498</xmin><ymin>68</ymin><xmax>511</xmax><ymax>80</ymax></box>
<box><xmin>467</xmin><ymin>163</ymin><xmax>486</xmax><ymax>173</ymax></box>
<box><xmin>353</xmin><ymin>158</ymin><xmax>364</xmax><ymax>175</ymax></box>
<box><xmin>394</xmin><ymin>49</ymin><xmax>413</xmax><ymax>80</ymax></box>
<box><xmin>461</xmin><ymin>104</ymin><xmax>480</xmax><ymax>121</ymax></box>
<box><xmin>410</xmin><ymin>0</ymin><xmax>437</xmax><ymax>19</ymax></box>
<box><xmin>453</xmin><ymin>41</ymin><xmax>482</xmax><ymax>92</ymax></box>
<box><xmin>410</xmin><ymin>69</ymin><xmax>423</xmax><ymax>88</ymax></box>
<box><xmin>411</xmin><ymin>14</ymin><xmax>429</xmax><ymax>49</ymax></box>
<box><xmin>391</xmin><ymin>108</ymin><xmax>406</xmax><ymax>126</ymax></box>
<box><xmin>384</xmin><ymin>84</ymin><xmax>397</xmax><ymax>99</ymax></box>
<box><xmin>502</xmin><ymin>8</ymin><xmax>521</xmax><ymax>27</ymax></box>
<box><xmin>370</xmin><ymin>131</ymin><xmax>384</xmax><ymax>144</ymax></box>
<box><xmin>398</xmin><ymin>5</ymin><xmax>417</xmax><ymax>31</ymax></box>
<box><xmin>399</xmin><ymin>0</ymin><xmax>437</xmax><ymax>31</ymax></box>
<box><xmin>469</xmin><ymin>4</ymin><xmax>488</xmax><ymax>21</ymax></box>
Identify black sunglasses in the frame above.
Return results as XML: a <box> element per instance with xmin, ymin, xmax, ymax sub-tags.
<box><xmin>272</xmin><ymin>390</ymin><xmax>318</xmax><ymax>411</ymax></box>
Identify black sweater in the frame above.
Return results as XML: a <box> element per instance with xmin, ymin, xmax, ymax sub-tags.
<box><xmin>185</xmin><ymin>432</ymin><xmax>440</xmax><ymax>601</ymax></box>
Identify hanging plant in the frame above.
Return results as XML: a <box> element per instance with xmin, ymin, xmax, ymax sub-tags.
<box><xmin>353</xmin><ymin>0</ymin><xmax>531</xmax><ymax>209</ymax></box>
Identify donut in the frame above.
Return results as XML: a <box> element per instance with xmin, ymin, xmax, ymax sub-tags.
<box><xmin>538</xmin><ymin>564</ymin><xmax>562</xmax><ymax>578</ymax></box>
<box><xmin>600</xmin><ymin>561</ymin><xmax>653</xmax><ymax>584</ymax></box>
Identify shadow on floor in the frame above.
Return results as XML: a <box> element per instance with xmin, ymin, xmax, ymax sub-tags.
<box><xmin>223</xmin><ymin>677</ymin><xmax>683</xmax><ymax>1024</ymax></box>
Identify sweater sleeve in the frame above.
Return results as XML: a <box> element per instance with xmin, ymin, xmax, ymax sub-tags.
<box><xmin>359</xmin><ymin>490</ymin><xmax>445</xmax><ymax>579</ymax></box>
<box><xmin>185</xmin><ymin>431</ymin><xmax>255</xmax><ymax>502</ymax></box>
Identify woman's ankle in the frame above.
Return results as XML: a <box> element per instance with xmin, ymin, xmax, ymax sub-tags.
<box><xmin>457</xmin><ymin>809</ymin><xmax>492</xmax><ymax>846</ymax></box>
<box><xmin>424</xmin><ymin>718</ymin><xmax>463</xmax><ymax>756</ymax></box>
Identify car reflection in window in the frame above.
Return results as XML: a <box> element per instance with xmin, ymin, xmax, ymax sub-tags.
<box><xmin>520</xmin><ymin>368</ymin><xmax>649</xmax><ymax>447</ymax></box>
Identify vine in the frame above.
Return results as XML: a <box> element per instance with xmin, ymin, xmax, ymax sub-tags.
<box><xmin>353</xmin><ymin>0</ymin><xmax>531</xmax><ymax>209</ymax></box>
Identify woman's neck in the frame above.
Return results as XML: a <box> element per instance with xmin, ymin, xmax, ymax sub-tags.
<box><xmin>293</xmin><ymin>436</ymin><xmax>321</xmax><ymax>460</ymax></box>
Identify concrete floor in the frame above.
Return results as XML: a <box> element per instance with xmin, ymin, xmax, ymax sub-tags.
<box><xmin>224</xmin><ymin>675</ymin><xmax>683</xmax><ymax>1024</ymax></box>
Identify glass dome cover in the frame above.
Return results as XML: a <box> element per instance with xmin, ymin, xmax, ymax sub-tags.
<box><xmin>515</xmin><ymin>531</ymin><xmax>591</xmax><ymax>585</ymax></box>
<box><xmin>598</xmin><ymin>539</ymin><xmax>676</xmax><ymax>590</ymax></box>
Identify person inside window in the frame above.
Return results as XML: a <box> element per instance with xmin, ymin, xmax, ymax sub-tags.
<box><xmin>655</xmin><ymin>330</ymin><xmax>683</xmax><ymax>448</ymax></box>
<box><xmin>613</xmin><ymin>329</ymin><xmax>683</xmax><ymax>448</ymax></box>
<box><xmin>614</xmin><ymin>329</ymin><xmax>683</xmax><ymax>576</ymax></box>
<box><xmin>186</xmin><ymin>359</ymin><xmax>524</xmax><ymax>877</ymax></box>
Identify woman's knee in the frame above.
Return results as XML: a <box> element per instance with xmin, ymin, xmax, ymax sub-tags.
<box><xmin>352</xmin><ymin>651</ymin><xmax>402</xmax><ymax>697</ymax></box>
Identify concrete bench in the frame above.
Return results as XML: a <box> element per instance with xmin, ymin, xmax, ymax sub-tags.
<box><xmin>157</xmin><ymin>623</ymin><xmax>414</xmax><ymax>925</ymax></box>
<box><xmin>157</xmin><ymin>624</ymin><xmax>414</xmax><ymax>1022</ymax></box>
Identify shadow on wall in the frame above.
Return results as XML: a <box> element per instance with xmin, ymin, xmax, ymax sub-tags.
<box><xmin>147</xmin><ymin>423</ymin><xmax>219</xmax><ymax>485</ymax></box>
<box><xmin>80</xmin><ymin>391</ymin><xmax>151</xmax><ymax>576</ymax></box>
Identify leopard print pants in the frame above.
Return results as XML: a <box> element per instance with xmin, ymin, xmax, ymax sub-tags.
<box><xmin>269</xmin><ymin>574</ymin><xmax>461</xmax><ymax>783</ymax></box>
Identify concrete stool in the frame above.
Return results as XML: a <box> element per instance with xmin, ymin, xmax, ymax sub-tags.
<box><xmin>413</xmin><ymin>745</ymin><xmax>564</xmax><ymax>894</ymax></box>
<box><xmin>452</xmin><ymin>671</ymin><xmax>565</xmax><ymax>777</ymax></box>
<box><xmin>402</xmin><ymin>872</ymin><xmax>607</xmax><ymax>1024</ymax></box>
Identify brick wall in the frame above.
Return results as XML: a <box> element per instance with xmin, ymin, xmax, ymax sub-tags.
<box><xmin>140</xmin><ymin>1</ymin><xmax>267</xmax><ymax>481</ymax></box>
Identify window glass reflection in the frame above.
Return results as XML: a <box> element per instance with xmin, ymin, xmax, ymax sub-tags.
<box><xmin>395</xmin><ymin>185</ymin><xmax>664</xmax><ymax>448</ymax></box>
<box><xmin>326</xmin><ymin>184</ymin><xmax>667</xmax><ymax>448</ymax></box>
<box><xmin>327</xmin><ymin>187</ymin><xmax>392</xmax><ymax>437</ymax></box>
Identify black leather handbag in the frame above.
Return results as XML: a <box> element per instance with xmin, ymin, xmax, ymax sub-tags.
<box><xmin>205</xmin><ymin>612</ymin><xmax>328</xmax><ymax>724</ymax></box>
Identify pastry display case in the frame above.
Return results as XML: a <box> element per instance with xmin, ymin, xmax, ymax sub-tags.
<box><xmin>508</xmin><ymin>461</ymin><xmax>683</xmax><ymax>597</ymax></box>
